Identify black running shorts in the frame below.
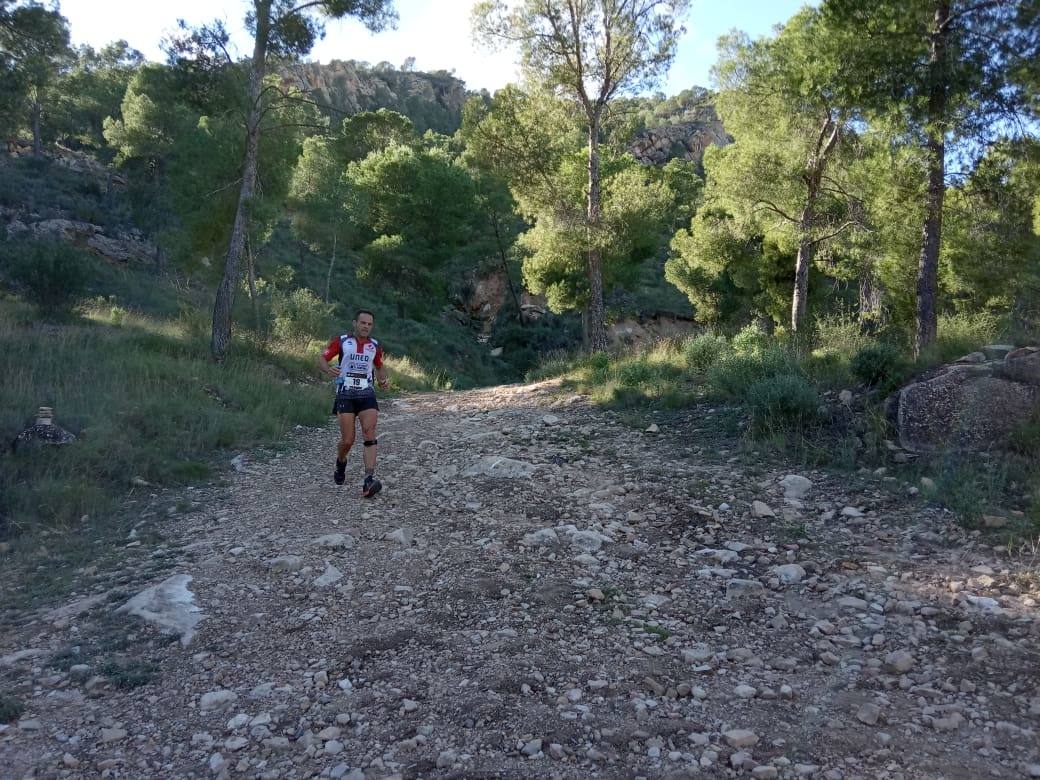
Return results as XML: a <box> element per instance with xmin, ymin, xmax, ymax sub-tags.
<box><xmin>332</xmin><ymin>391</ymin><xmax>379</xmax><ymax>416</ymax></box>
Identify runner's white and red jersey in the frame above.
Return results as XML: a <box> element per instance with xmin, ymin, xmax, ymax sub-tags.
<box><xmin>323</xmin><ymin>334</ymin><xmax>384</xmax><ymax>386</ymax></box>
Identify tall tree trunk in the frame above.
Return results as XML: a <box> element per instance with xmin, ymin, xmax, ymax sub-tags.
<box><xmin>490</xmin><ymin>211</ymin><xmax>524</xmax><ymax>325</ymax></box>
<box><xmin>915</xmin><ymin>1</ymin><xmax>949</xmax><ymax>357</ymax></box>
<box><xmin>791</xmin><ymin>115</ymin><xmax>840</xmax><ymax>333</ymax></box>
<box><xmin>324</xmin><ymin>232</ymin><xmax>337</xmax><ymax>304</ymax></box>
<box><xmin>210</xmin><ymin>0</ymin><xmax>271</xmax><ymax>362</ymax></box>
<box><xmin>586</xmin><ymin>113</ymin><xmax>608</xmax><ymax>352</ymax></box>
<box><xmin>791</xmin><ymin>205</ymin><xmax>816</xmax><ymax>333</ymax></box>
<box><xmin>858</xmin><ymin>260</ymin><xmax>884</xmax><ymax>334</ymax></box>
<box><xmin>30</xmin><ymin>98</ymin><xmax>42</xmax><ymax>158</ymax></box>
<box><xmin>245</xmin><ymin>234</ymin><xmax>261</xmax><ymax>337</ymax></box>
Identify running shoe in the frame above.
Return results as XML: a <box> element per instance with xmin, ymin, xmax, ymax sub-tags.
<box><xmin>361</xmin><ymin>474</ymin><xmax>382</xmax><ymax>498</ymax></box>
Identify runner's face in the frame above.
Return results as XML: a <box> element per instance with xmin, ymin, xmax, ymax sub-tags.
<box><xmin>354</xmin><ymin>314</ymin><xmax>374</xmax><ymax>337</ymax></box>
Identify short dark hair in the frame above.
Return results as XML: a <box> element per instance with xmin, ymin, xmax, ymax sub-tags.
<box><xmin>354</xmin><ymin>309</ymin><xmax>375</xmax><ymax>321</ymax></box>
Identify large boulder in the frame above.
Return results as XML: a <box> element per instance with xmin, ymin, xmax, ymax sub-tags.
<box><xmin>999</xmin><ymin>347</ymin><xmax>1040</xmax><ymax>386</ymax></box>
<box><xmin>893</xmin><ymin>346</ymin><xmax>1040</xmax><ymax>452</ymax></box>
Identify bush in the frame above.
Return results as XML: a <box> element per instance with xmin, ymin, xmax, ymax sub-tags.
<box><xmin>804</xmin><ymin>351</ymin><xmax>853</xmax><ymax>391</ymax></box>
<box><xmin>0</xmin><ymin>693</ymin><xmax>24</xmax><ymax>724</ymax></box>
<box><xmin>682</xmin><ymin>332</ymin><xmax>730</xmax><ymax>372</ymax></box>
<box><xmin>934</xmin><ymin>311</ymin><xmax>1001</xmax><ymax>362</ymax></box>
<box><xmin>850</xmin><ymin>342</ymin><xmax>908</xmax><ymax>389</ymax></box>
<box><xmin>1</xmin><ymin>238</ymin><xmax>92</xmax><ymax>313</ymax></box>
<box><xmin>732</xmin><ymin>322</ymin><xmax>771</xmax><ymax>356</ymax></box>
<box><xmin>813</xmin><ymin>311</ymin><xmax>875</xmax><ymax>358</ymax></box>
<box><xmin>746</xmin><ymin>373</ymin><xmax>820</xmax><ymax>431</ymax></box>
<box><xmin>272</xmin><ymin>288</ymin><xmax>334</xmax><ymax>345</ymax></box>
<box><xmin>707</xmin><ymin>346</ymin><xmax>803</xmax><ymax>398</ymax></box>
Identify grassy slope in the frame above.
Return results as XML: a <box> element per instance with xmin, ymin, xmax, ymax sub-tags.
<box><xmin>533</xmin><ymin>318</ymin><xmax>1040</xmax><ymax>537</ymax></box>
<box><xmin>0</xmin><ymin>157</ymin><xmax>498</xmax><ymax>560</ymax></box>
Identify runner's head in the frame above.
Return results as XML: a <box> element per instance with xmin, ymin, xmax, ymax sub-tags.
<box><xmin>354</xmin><ymin>309</ymin><xmax>375</xmax><ymax>338</ymax></box>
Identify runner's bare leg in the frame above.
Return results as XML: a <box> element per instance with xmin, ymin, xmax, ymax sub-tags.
<box><xmin>358</xmin><ymin>409</ymin><xmax>378</xmax><ymax>475</ymax></box>
<box><xmin>337</xmin><ymin>413</ymin><xmax>356</xmax><ymax>463</ymax></box>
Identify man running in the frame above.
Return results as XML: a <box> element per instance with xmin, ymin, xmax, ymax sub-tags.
<box><xmin>317</xmin><ymin>309</ymin><xmax>389</xmax><ymax>497</ymax></box>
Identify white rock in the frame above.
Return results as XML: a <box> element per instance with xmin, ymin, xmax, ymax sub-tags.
<box><xmin>883</xmin><ymin>650</ymin><xmax>915</xmax><ymax>674</ymax></box>
<box><xmin>200</xmin><ymin>690</ymin><xmax>238</xmax><ymax>711</ymax></box>
<box><xmin>463</xmin><ymin>456</ymin><xmax>536</xmax><ymax>479</ymax></box>
<box><xmin>723</xmin><ymin>729</ymin><xmax>759</xmax><ymax>748</ymax></box>
<box><xmin>726</xmin><ymin>579</ymin><xmax>765</xmax><ymax>599</ymax></box>
<box><xmin>568</xmin><ymin>529</ymin><xmax>611</xmax><ymax>553</ymax></box>
<box><xmin>682</xmin><ymin>644</ymin><xmax>713</xmax><ymax>664</ymax></box>
<box><xmin>100</xmin><ymin>727</ymin><xmax>126</xmax><ymax>743</ymax></box>
<box><xmin>734</xmin><ymin>684</ymin><xmax>757</xmax><ymax>699</ymax></box>
<box><xmin>780</xmin><ymin>474</ymin><xmax>812</xmax><ymax>499</ymax></box>
<box><xmin>313</xmin><ymin>564</ymin><xmax>343</xmax><ymax>589</ymax></box>
<box><xmin>752</xmin><ymin>500</ymin><xmax>776</xmax><ymax>518</ymax></box>
<box><xmin>856</xmin><ymin>702</ymin><xmax>882</xmax><ymax>725</ymax></box>
<box><xmin>522</xmin><ymin>528</ymin><xmax>558</xmax><ymax>546</ymax></box>
<box><xmin>384</xmin><ymin>528</ymin><xmax>414</xmax><ymax>546</ymax></box>
<box><xmin>522</xmin><ymin>738</ymin><xmax>543</xmax><ymax>756</ymax></box>
<box><xmin>116</xmin><ymin>574</ymin><xmax>204</xmax><ymax>646</ymax></box>
<box><xmin>313</xmin><ymin>533</ymin><xmax>355</xmax><ymax>550</ymax></box>
<box><xmin>268</xmin><ymin>556</ymin><xmax>304</xmax><ymax>572</ymax></box>
<box><xmin>642</xmin><ymin>594</ymin><xmax>671</xmax><ymax>609</ymax></box>
<box><xmin>772</xmin><ymin>563</ymin><xmax>806</xmax><ymax>585</ymax></box>
<box><xmin>695</xmin><ymin>548</ymin><xmax>739</xmax><ymax>564</ymax></box>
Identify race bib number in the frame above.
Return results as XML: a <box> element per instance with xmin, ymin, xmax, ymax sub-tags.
<box><xmin>341</xmin><ymin>376</ymin><xmax>371</xmax><ymax>390</ymax></box>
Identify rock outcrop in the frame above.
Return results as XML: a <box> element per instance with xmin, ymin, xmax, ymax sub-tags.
<box><xmin>628</xmin><ymin>105</ymin><xmax>730</xmax><ymax>168</ymax></box>
<box><xmin>283</xmin><ymin>60</ymin><xmax>470</xmax><ymax>134</ymax></box>
<box><xmin>6</xmin><ymin>140</ymin><xmax>127</xmax><ymax>188</ymax></box>
<box><xmin>893</xmin><ymin>345</ymin><xmax>1040</xmax><ymax>452</ymax></box>
<box><xmin>5</xmin><ymin>213</ymin><xmax>157</xmax><ymax>265</ymax></box>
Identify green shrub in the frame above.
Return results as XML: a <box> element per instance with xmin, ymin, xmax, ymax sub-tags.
<box><xmin>804</xmin><ymin>351</ymin><xmax>853</xmax><ymax>391</ymax></box>
<box><xmin>682</xmin><ymin>332</ymin><xmax>730</xmax><ymax>372</ymax></box>
<box><xmin>1009</xmin><ymin>409</ymin><xmax>1040</xmax><ymax>458</ymax></box>
<box><xmin>176</xmin><ymin>304</ymin><xmax>210</xmax><ymax>344</ymax></box>
<box><xmin>0</xmin><ymin>694</ymin><xmax>24</xmax><ymax>724</ymax></box>
<box><xmin>745</xmin><ymin>373</ymin><xmax>820</xmax><ymax>431</ymax></box>
<box><xmin>707</xmin><ymin>346</ymin><xmax>803</xmax><ymax>398</ymax></box>
<box><xmin>732</xmin><ymin>322</ymin><xmax>770</xmax><ymax>356</ymax></box>
<box><xmin>813</xmin><ymin>311</ymin><xmax>875</xmax><ymax>358</ymax></box>
<box><xmin>272</xmin><ymin>288</ymin><xmax>334</xmax><ymax>345</ymax></box>
<box><xmin>934</xmin><ymin>311</ymin><xmax>1001</xmax><ymax>362</ymax></box>
<box><xmin>1</xmin><ymin>238</ymin><xmax>92</xmax><ymax>313</ymax></box>
<box><xmin>850</xmin><ymin>342</ymin><xmax>909</xmax><ymax>389</ymax></box>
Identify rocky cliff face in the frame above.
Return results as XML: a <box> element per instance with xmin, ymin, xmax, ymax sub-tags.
<box><xmin>283</xmin><ymin>60</ymin><xmax>471</xmax><ymax>134</ymax></box>
<box><xmin>628</xmin><ymin>104</ymin><xmax>730</xmax><ymax>168</ymax></box>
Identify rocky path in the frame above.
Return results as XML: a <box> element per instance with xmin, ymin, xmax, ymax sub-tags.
<box><xmin>1</xmin><ymin>382</ymin><xmax>1039</xmax><ymax>779</ymax></box>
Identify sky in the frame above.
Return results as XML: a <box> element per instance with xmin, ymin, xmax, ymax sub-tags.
<box><xmin>58</xmin><ymin>0</ymin><xmax>811</xmax><ymax>96</ymax></box>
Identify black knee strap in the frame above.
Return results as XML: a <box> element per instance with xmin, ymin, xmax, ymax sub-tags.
<box><xmin>363</xmin><ymin>439</ymin><xmax>377</xmax><ymax>447</ymax></box>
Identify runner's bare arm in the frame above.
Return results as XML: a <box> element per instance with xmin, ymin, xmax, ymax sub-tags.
<box><xmin>317</xmin><ymin>353</ymin><xmax>339</xmax><ymax>379</ymax></box>
<box><xmin>375</xmin><ymin>365</ymin><xmax>389</xmax><ymax>389</ymax></box>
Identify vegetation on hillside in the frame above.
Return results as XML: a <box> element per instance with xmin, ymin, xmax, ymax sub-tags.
<box><xmin>0</xmin><ymin>0</ymin><xmax>1037</xmax><ymax>547</ymax></box>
